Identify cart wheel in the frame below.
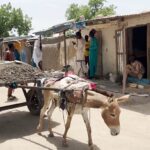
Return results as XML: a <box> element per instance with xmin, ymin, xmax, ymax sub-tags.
<box><xmin>26</xmin><ymin>89</ymin><xmax>43</xmax><ymax>115</ymax></box>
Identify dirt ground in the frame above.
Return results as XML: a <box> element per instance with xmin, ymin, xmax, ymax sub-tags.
<box><xmin>0</xmin><ymin>87</ymin><xmax>150</xmax><ymax>150</ymax></box>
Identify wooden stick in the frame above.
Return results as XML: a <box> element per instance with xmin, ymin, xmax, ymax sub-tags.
<box><xmin>122</xmin><ymin>26</ymin><xmax>127</xmax><ymax>94</ymax></box>
<box><xmin>93</xmin><ymin>88</ymin><xmax>113</xmax><ymax>97</ymax></box>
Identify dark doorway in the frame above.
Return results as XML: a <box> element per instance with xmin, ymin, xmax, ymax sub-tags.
<box><xmin>126</xmin><ymin>26</ymin><xmax>147</xmax><ymax>78</ymax></box>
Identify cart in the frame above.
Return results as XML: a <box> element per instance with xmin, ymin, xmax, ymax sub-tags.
<box><xmin>0</xmin><ymin>20</ymin><xmax>86</xmax><ymax>115</ymax></box>
<box><xmin>0</xmin><ymin>61</ymin><xmax>69</xmax><ymax>115</ymax></box>
<box><xmin>0</xmin><ymin>79</ymin><xmax>44</xmax><ymax>115</ymax></box>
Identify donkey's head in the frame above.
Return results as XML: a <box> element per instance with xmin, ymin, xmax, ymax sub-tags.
<box><xmin>101</xmin><ymin>95</ymin><xmax>129</xmax><ymax>136</ymax></box>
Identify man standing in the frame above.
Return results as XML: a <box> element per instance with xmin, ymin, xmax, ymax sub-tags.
<box><xmin>75</xmin><ymin>31</ymin><xmax>88</xmax><ymax>76</ymax></box>
<box><xmin>4</xmin><ymin>42</ymin><xmax>17</xmax><ymax>101</ymax></box>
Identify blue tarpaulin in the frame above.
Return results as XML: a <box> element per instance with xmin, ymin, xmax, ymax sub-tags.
<box><xmin>34</xmin><ymin>20</ymin><xmax>86</xmax><ymax>36</ymax></box>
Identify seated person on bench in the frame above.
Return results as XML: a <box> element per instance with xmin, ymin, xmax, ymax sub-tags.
<box><xmin>126</xmin><ymin>56</ymin><xmax>145</xmax><ymax>79</ymax></box>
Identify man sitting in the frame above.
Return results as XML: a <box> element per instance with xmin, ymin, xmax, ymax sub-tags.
<box><xmin>126</xmin><ymin>56</ymin><xmax>145</xmax><ymax>79</ymax></box>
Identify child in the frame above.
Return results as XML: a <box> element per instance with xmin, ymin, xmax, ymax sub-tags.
<box><xmin>84</xmin><ymin>35</ymin><xmax>90</xmax><ymax>66</ymax></box>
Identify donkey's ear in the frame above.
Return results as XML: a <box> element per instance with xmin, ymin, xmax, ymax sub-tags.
<box><xmin>117</xmin><ymin>95</ymin><xmax>130</xmax><ymax>103</ymax></box>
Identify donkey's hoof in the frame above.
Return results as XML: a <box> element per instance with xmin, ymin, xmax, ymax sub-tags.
<box><xmin>36</xmin><ymin>128</ymin><xmax>42</xmax><ymax>135</ymax></box>
<box><xmin>37</xmin><ymin>132</ymin><xmax>42</xmax><ymax>136</ymax></box>
<box><xmin>89</xmin><ymin>145</ymin><xmax>94</xmax><ymax>150</ymax></box>
<box><xmin>49</xmin><ymin>133</ymin><xmax>54</xmax><ymax>137</ymax></box>
<box><xmin>37</xmin><ymin>126</ymin><xmax>42</xmax><ymax>133</ymax></box>
<box><xmin>89</xmin><ymin>145</ymin><xmax>95</xmax><ymax>150</ymax></box>
<box><xmin>62</xmin><ymin>140</ymin><xmax>68</xmax><ymax>147</ymax></box>
<box><xmin>37</xmin><ymin>129</ymin><xmax>42</xmax><ymax>135</ymax></box>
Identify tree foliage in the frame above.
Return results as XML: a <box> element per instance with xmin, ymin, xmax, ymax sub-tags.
<box><xmin>65</xmin><ymin>4</ymin><xmax>81</xmax><ymax>21</ymax></box>
<box><xmin>0</xmin><ymin>2</ymin><xmax>32</xmax><ymax>37</ymax></box>
<box><xmin>65</xmin><ymin>0</ymin><xmax>116</xmax><ymax>21</ymax></box>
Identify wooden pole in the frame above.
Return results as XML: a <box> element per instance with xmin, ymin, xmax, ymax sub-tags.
<box><xmin>63</xmin><ymin>30</ymin><xmax>67</xmax><ymax>67</ymax></box>
<box><xmin>122</xmin><ymin>26</ymin><xmax>127</xmax><ymax>94</ymax></box>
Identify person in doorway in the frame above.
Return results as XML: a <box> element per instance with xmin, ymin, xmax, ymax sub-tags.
<box><xmin>126</xmin><ymin>55</ymin><xmax>145</xmax><ymax>79</ymax></box>
<box><xmin>89</xmin><ymin>29</ymin><xmax>98</xmax><ymax>79</ymax></box>
<box><xmin>32</xmin><ymin>38</ymin><xmax>42</xmax><ymax>70</ymax></box>
<box><xmin>4</xmin><ymin>42</ymin><xmax>17</xmax><ymax>101</ymax></box>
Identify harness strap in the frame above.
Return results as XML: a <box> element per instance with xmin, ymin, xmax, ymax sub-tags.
<box><xmin>83</xmin><ymin>91</ymin><xmax>87</xmax><ymax>106</ymax></box>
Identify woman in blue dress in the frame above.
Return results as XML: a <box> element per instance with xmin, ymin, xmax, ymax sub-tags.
<box><xmin>89</xmin><ymin>29</ymin><xmax>98</xmax><ymax>79</ymax></box>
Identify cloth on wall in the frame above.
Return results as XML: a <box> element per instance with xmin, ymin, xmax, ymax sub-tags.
<box><xmin>32</xmin><ymin>39</ymin><xmax>42</xmax><ymax>68</ymax></box>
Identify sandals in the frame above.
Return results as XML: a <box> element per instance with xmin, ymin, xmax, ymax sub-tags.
<box><xmin>7</xmin><ymin>95</ymin><xmax>17</xmax><ymax>101</ymax></box>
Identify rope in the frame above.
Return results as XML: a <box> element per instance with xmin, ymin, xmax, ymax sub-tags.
<box><xmin>62</xmin><ymin>110</ymin><xmax>66</xmax><ymax>127</ymax></box>
<box><xmin>88</xmin><ymin>108</ymin><xmax>91</xmax><ymax>124</ymax></box>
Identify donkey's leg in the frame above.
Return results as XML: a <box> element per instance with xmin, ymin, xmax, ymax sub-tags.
<box><xmin>82</xmin><ymin>109</ymin><xmax>93</xmax><ymax>147</ymax></box>
<box><xmin>37</xmin><ymin>90</ymin><xmax>51</xmax><ymax>133</ymax></box>
<box><xmin>47</xmin><ymin>100</ymin><xmax>56</xmax><ymax>137</ymax></box>
<box><xmin>62</xmin><ymin>105</ymin><xmax>75</xmax><ymax>147</ymax></box>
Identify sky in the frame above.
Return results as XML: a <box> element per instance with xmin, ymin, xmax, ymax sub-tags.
<box><xmin>0</xmin><ymin>0</ymin><xmax>150</xmax><ymax>34</ymax></box>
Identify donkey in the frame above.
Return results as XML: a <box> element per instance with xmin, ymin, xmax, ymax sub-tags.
<box><xmin>37</xmin><ymin>75</ymin><xmax>129</xmax><ymax>149</ymax></box>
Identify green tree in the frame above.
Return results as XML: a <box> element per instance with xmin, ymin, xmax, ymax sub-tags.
<box><xmin>65</xmin><ymin>0</ymin><xmax>116</xmax><ymax>21</ymax></box>
<box><xmin>96</xmin><ymin>5</ymin><xmax>116</xmax><ymax>16</ymax></box>
<box><xmin>80</xmin><ymin>5</ymin><xmax>91</xmax><ymax>20</ymax></box>
<box><xmin>0</xmin><ymin>2</ymin><xmax>32</xmax><ymax>37</ymax></box>
<box><xmin>65</xmin><ymin>4</ymin><xmax>81</xmax><ymax>21</ymax></box>
<box><xmin>88</xmin><ymin>0</ymin><xmax>105</xmax><ymax>16</ymax></box>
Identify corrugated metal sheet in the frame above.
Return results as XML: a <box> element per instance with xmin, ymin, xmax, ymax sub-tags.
<box><xmin>86</xmin><ymin>10</ymin><xmax>150</xmax><ymax>25</ymax></box>
<box><xmin>118</xmin><ymin>10</ymin><xmax>150</xmax><ymax>18</ymax></box>
<box><xmin>34</xmin><ymin>20</ymin><xmax>75</xmax><ymax>36</ymax></box>
<box><xmin>34</xmin><ymin>10</ymin><xmax>150</xmax><ymax>35</ymax></box>
<box><xmin>2</xmin><ymin>36</ymin><xmax>37</xmax><ymax>42</ymax></box>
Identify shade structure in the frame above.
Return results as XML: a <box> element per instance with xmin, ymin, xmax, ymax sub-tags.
<box><xmin>34</xmin><ymin>20</ymin><xmax>86</xmax><ymax>70</ymax></box>
<box><xmin>34</xmin><ymin>20</ymin><xmax>75</xmax><ymax>69</ymax></box>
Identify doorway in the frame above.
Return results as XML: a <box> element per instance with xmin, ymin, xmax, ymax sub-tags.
<box><xmin>126</xmin><ymin>25</ymin><xmax>147</xmax><ymax>78</ymax></box>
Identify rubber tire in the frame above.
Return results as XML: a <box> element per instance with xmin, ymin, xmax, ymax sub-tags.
<box><xmin>26</xmin><ymin>89</ymin><xmax>43</xmax><ymax>115</ymax></box>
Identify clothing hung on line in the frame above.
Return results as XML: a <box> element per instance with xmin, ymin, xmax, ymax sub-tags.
<box><xmin>32</xmin><ymin>39</ymin><xmax>42</xmax><ymax>68</ymax></box>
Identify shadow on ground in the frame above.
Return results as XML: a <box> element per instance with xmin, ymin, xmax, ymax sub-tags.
<box><xmin>0</xmin><ymin>110</ymin><xmax>59</xmax><ymax>143</ymax></box>
<box><xmin>120</xmin><ymin>95</ymin><xmax>150</xmax><ymax>115</ymax></box>
<box><xmin>0</xmin><ymin>110</ymin><xmax>101</xmax><ymax>150</ymax></box>
<box><xmin>24</xmin><ymin>133</ymin><xmax>101</xmax><ymax>150</ymax></box>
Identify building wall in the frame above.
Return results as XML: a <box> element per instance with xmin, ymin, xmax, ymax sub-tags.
<box><xmin>42</xmin><ymin>38</ymin><xmax>77</xmax><ymax>71</ymax></box>
<box><xmin>42</xmin><ymin>13</ymin><xmax>150</xmax><ymax>74</ymax></box>
<box><xmin>90</xmin><ymin>13</ymin><xmax>150</xmax><ymax>76</ymax></box>
<box><xmin>125</xmin><ymin>14</ymin><xmax>150</xmax><ymax>28</ymax></box>
<box><xmin>42</xmin><ymin>43</ymin><xmax>61</xmax><ymax>70</ymax></box>
<box><xmin>82</xmin><ymin>26</ymin><xmax>118</xmax><ymax>76</ymax></box>
<box><xmin>101</xmin><ymin>27</ymin><xmax>117</xmax><ymax>75</ymax></box>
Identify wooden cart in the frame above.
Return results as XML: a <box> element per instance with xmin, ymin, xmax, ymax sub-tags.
<box><xmin>0</xmin><ymin>80</ymin><xmax>44</xmax><ymax>115</ymax></box>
